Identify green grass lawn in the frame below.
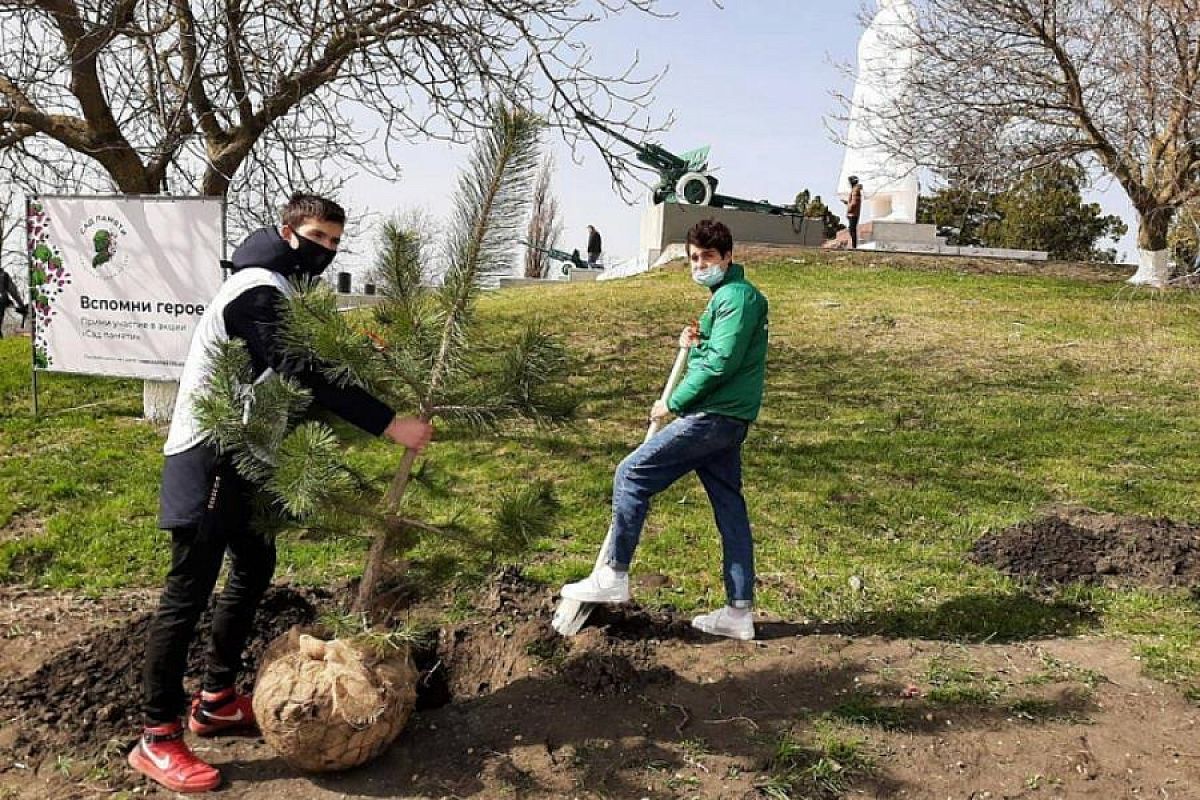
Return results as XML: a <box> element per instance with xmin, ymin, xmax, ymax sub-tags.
<box><xmin>2</xmin><ymin>250</ymin><xmax>1199</xmax><ymax>693</ymax></box>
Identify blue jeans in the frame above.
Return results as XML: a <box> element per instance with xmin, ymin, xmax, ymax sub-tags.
<box><xmin>607</xmin><ymin>413</ymin><xmax>754</xmax><ymax>608</ymax></box>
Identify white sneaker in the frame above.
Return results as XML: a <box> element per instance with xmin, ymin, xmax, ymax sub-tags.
<box><xmin>691</xmin><ymin>607</ymin><xmax>755</xmax><ymax>641</ymax></box>
<box><xmin>560</xmin><ymin>565</ymin><xmax>630</xmax><ymax>604</ymax></box>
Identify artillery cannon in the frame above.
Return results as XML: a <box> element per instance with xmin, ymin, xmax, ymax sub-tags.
<box><xmin>578</xmin><ymin>113</ymin><xmax>799</xmax><ymax>216</ymax></box>
<box><xmin>522</xmin><ymin>241</ymin><xmax>588</xmax><ymax>277</ymax></box>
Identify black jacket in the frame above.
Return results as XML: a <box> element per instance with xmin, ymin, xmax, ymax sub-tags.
<box><xmin>159</xmin><ymin>228</ymin><xmax>394</xmax><ymax>529</ymax></box>
<box><xmin>222</xmin><ymin>228</ymin><xmax>394</xmax><ymax>436</ymax></box>
<box><xmin>587</xmin><ymin>230</ymin><xmax>602</xmax><ymax>257</ymax></box>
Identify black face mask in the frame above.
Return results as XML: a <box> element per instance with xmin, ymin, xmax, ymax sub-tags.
<box><xmin>293</xmin><ymin>232</ymin><xmax>336</xmax><ymax>277</ymax></box>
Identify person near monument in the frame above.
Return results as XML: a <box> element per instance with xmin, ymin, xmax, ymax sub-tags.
<box><xmin>844</xmin><ymin>176</ymin><xmax>863</xmax><ymax>249</ymax></box>
<box><xmin>586</xmin><ymin>224</ymin><xmax>603</xmax><ymax>269</ymax></box>
<box><xmin>559</xmin><ymin>218</ymin><xmax>769</xmax><ymax>641</ymax></box>
<box><xmin>838</xmin><ymin>0</ymin><xmax>920</xmax><ymax>225</ymax></box>
<box><xmin>0</xmin><ymin>267</ymin><xmax>28</xmax><ymax>338</ymax></box>
<box><xmin>130</xmin><ymin>193</ymin><xmax>434</xmax><ymax>793</ymax></box>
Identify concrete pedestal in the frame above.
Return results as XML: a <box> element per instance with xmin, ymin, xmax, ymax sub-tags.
<box><xmin>334</xmin><ymin>292</ymin><xmax>385</xmax><ymax>310</ymax></box>
<box><xmin>859</xmin><ymin>220</ymin><xmax>939</xmax><ymax>247</ymax></box>
<box><xmin>640</xmin><ymin>202</ymin><xmax>823</xmax><ymax>264</ymax></box>
<box><xmin>858</xmin><ymin>220</ymin><xmax>1048</xmax><ymax>261</ymax></box>
<box><xmin>495</xmin><ymin>268</ymin><xmax>601</xmax><ymax>289</ymax></box>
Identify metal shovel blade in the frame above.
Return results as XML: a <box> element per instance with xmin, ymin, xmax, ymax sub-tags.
<box><xmin>551</xmin><ymin>346</ymin><xmax>689</xmax><ymax>637</ymax></box>
<box><xmin>551</xmin><ymin>597</ymin><xmax>596</xmax><ymax>636</ymax></box>
<box><xmin>552</xmin><ymin>524</ymin><xmax>614</xmax><ymax>636</ymax></box>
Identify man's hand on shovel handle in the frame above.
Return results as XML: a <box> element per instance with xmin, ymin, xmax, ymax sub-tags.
<box><xmin>679</xmin><ymin>322</ymin><xmax>699</xmax><ymax>349</ymax></box>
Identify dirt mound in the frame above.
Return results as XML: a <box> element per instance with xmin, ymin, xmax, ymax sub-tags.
<box><xmin>434</xmin><ymin>569</ymin><xmax>692</xmax><ymax>700</ymax></box>
<box><xmin>0</xmin><ymin>569</ymin><xmax>572</xmax><ymax>780</ymax></box>
<box><xmin>0</xmin><ymin>568</ymin><xmax>781</xmax><ymax>794</ymax></box>
<box><xmin>587</xmin><ymin>602</ymin><xmax>698</xmax><ymax>641</ymax></box>
<box><xmin>0</xmin><ymin>585</ymin><xmax>326</xmax><ymax>762</ymax></box>
<box><xmin>430</xmin><ymin>567</ymin><xmax>557</xmax><ymax>700</ymax></box>
<box><xmin>560</xmin><ymin>642</ymin><xmax>676</xmax><ymax>695</ymax></box>
<box><xmin>969</xmin><ymin>509</ymin><xmax>1200</xmax><ymax>587</ymax></box>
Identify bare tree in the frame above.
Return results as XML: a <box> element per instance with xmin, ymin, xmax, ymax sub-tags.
<box><xmin>833</xmin><ymin>0</ymin><xmax>1200</xmax><ymax>286</ymax></box>
<box><xmin>0</xmin><ymin>0</ymin><xmax>672</xmax><ymax>235</ymax></box>
<box><xmin>0</xmin><ymin>187</ymin><xmax>23</xmax><ymax>282</ymax></box>
<box><xmin>524</xmin><ymin>155</ymin><xmax>562</xmax><ymax>278</ymax></box>
<box><xmin>0</xmin><ymin>184</ymin><xmax>27</xmax><ymax>335</ymax></box>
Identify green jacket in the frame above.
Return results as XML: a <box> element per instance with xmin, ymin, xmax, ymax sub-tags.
<box><xmin>667</xmin><ymin>263</ymin><xmax>768</xmax><ymax>422</ymax></box>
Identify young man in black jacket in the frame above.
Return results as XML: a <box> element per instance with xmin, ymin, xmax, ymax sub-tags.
<box><xmin>129</xmin><ymin>194</ymin><xmax>433</xmax><ymax>793</ymax></box>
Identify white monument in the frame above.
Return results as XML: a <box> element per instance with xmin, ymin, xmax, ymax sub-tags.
<box><xmin>831</xmin><ymin>1</ymin><xmax>1048</xmax><ymax>262</ymax></box>
<box><xmin>838</xmin><ymin>0</ymin><xmax>921</xmax><ymax>224</ymax></box>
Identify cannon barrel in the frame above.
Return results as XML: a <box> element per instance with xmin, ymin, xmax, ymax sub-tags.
<box><xmin>576</xmin><ymin>112</ymin><xmax>689</xmax><ymax>172</ymax></box>
<box><xmin>521</xmin><ymin>240</ymin><xmax>585</xmax><ymax>267</ymax></box>
<box><xmin>574</xmin><ymin>112</ymin><xmax>793</xmax><ymax>215</ymax></box>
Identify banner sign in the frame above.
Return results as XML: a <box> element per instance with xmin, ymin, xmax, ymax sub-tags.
<box><xmin>26</xmin><ymin>196</ymin><xmax>224</xmax><ymax>380</ymax></box>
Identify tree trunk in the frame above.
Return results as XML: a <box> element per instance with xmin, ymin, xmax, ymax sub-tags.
<box><xmin>143</xmin><ymin>379</ymin><xmax>178</xmax><ymax>422</ymax></box>
<box><xmin>353</xmin><ymin>441</ymin><xmax>421</xmax><ymax>613</ymax></box>
<box><xmin>109</xmin><ymin>162</ymin><xmax>159</xmax><ymax>195</ymax></box>
<box><xmin>202</xmin><ymin>135</ymin><xmax>258</xmax><ymax>197</ymax></box>
<box><xmin>1128</xmin><ymin>205</ymin><xmax>1175</xmax><ymax>287</ymax></box>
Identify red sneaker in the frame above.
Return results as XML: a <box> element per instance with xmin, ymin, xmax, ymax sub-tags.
<box><xmin>189</xmin><ymin>687</ymin><xmax>258</xmax><ymax>736</ymax></box>
<box><xmin>127</xmin><ymin>721</ymin><xmax>221</xmax><ymax>793</ymax></box>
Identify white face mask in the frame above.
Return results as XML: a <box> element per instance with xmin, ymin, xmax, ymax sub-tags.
<box><xmin>691</xmin><ymin>264</ymin><xmax>726</xmax><ymax>286</ymax></box>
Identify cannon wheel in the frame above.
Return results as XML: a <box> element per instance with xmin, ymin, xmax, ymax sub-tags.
<box><xmin>676</xmin><ymin>172</ymin><xmax>713</xmax><ymax>206</ymax></box>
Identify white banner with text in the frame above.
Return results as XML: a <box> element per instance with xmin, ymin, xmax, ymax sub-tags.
<box><xmin>27</xmin><ymin>196</ymin><xmax>223</xmax><ymax>379</ymax></box>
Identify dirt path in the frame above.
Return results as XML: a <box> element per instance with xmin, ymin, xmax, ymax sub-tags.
<box><xmin>202</xmin><ymin>634</ymin><xmax>1197</xmax><ymax>800</ymax></box>
<box><xmin>1</xmin><ymin>580</ymin><xmax>1197</xmax><ymax>799</ymax></box>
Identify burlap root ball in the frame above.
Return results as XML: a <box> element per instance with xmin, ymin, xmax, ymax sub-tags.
<box><xmin>252</xmin><ymin>627</ymin><xmax>419</xmax><ymax>772</ymax></box>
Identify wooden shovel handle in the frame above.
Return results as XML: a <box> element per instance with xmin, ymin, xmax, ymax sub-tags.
<box><xmin>644</xmin><ymin>345</ymin><xmax>690</xmax><ymax>442</ymax></box>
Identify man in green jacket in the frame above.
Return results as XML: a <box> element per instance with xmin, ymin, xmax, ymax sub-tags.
<box><xmin>561</xmin><ymin>219</ymin><xmax>768</xmax><ymax>640</ymax></box>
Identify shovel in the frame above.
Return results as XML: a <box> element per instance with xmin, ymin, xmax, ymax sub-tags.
<box><xmin>551</xmin><ymin>344</ymin><xmax>690</xmax><ymax>636</ymax></box>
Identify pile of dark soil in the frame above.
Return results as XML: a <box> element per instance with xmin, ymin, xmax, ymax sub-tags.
<box><xmin>560</xmin><ymin>646</ymin><xmax>676</xmax><ymax>695</ymax></box>
<box><xmin>0</xmin><ymin>585</ymin><xmax>326</xmax><ymax>762</ymax></box>
<box><xmin>969</xmin><ymin>509</ymin><xmax>1200</xmax><ymax>588</ymax></box>
<box><xmin>431</xmin><ymin>567</ymin><xmax>688</xmax><ymax>700</ymax></box>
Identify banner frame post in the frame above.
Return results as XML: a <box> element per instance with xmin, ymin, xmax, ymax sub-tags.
<box><xmin>26</xmin><ymin>194</ymin><xmax>39</xmax><ymax>418</ymax></box>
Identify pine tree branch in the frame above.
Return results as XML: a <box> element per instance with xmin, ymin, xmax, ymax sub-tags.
<box><xmin>430</xmin><ymin>103</ymin><xmax>541</xmax><ymax>407</ymax></box>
